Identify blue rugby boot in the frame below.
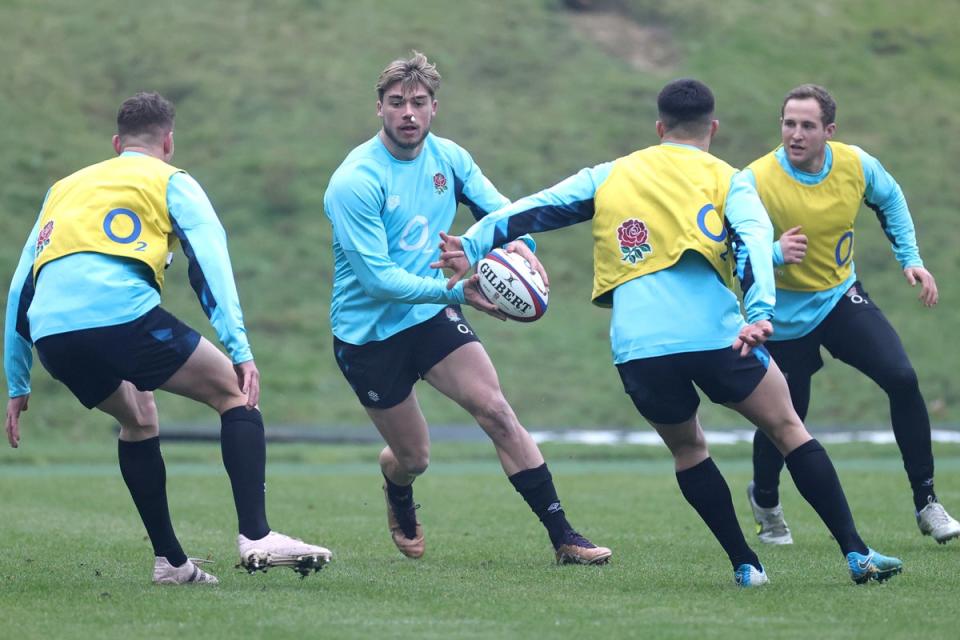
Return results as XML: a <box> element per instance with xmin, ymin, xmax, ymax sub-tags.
<box><xmin>847</xmin><ymin>548</ymin><xmax>902</xmax><ymax>584</ymax></box>
<box><xmin>734</xmin><ymin>563</ymin><xmax>768</xmax><ymax>588</ymax></box>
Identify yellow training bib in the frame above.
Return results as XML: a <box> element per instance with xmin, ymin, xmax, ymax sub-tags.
<box><xmin>591</xmin><ymin>145</ymin><xmax>736</xmax><ymax>306</ymax></box>
<box><xmin>748</xmin><ymin>142</ymin><xmax>865</xmax><ymax>291</ymax></box>
<box><xmin>33</xmin><ymin>154</ymin><xmax>183</xmax><ymax>289</ymax></box>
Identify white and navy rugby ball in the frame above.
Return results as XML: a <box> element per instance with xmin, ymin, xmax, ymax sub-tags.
<box><xmin>476</xmin><ymin>248</ymin><xmax>548</xmax><ymax>322</ymax></box>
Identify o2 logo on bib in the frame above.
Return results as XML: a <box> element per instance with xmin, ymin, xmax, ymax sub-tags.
<box><xmin>835</xmin><ymin>231</ymin><xmax>854</xmax><ymax>266</ymax></box>
<box><xmin>697</xmin><ymin>204</ymin><xmax>727</xmax><ymax>242</ymax></box>
<box><xmin>103</xmin><ymin>208</ymin><xmax>147</xmax><ymax>251</ymax></box>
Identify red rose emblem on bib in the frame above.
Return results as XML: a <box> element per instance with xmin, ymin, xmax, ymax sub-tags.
<box><xmin>35</xmin><ymin>220</ymin><xmax>54</xmax><ymax>255</ymax></box>
<box><xmin>617</xmin><ymin>219</ymin><xmax>652</xmax><ymax>263</ymax></box>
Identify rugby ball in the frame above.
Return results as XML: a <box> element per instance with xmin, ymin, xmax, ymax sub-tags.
<box><xmin>476</xmin><ymin>248</ymin><xmax>548</xmax><ymax>322</ymax></box>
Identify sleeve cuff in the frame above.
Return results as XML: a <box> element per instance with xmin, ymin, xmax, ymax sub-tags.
<box><xmin>772</xmin><ymin>241</ymin><xmax>784</xmax><ymax>267</ymax></box>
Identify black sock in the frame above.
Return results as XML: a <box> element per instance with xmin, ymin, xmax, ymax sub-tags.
<box><xmin>912</xmin><ymin>478</ymin><xmax>937</xmax><ymax>513</ymax></box>
<box><xmin>784</xmin><ymin>439</ymin><xmax>868</xmax><ymax>555</ymax></box>
<box><xmin>221</xmin><ymin>406</ymin><xmax>270</xmax><ymax>540</ymax></box>
<box><xmin>752</xmin><ymin>431</ymin><xmax>784</xmax><ymax>508</ymax></box>
<box><xmin>118</xmin><ymin>437</ymin><xmax>187</xmax><ymax>567</ymax></box>
<box><xmin>383</xmin><ymin>474</ymin><xmax>415</xmax><ymax>511</ymax></box>
<box><xmin>383</xmin><ymin>474</ymin><xmax>418</xmax><ymax>538</ymax></box>
<box><xmin>508</xmin><ymin>464</ymin><xmax>573</xmax><ymax>548</ymax></box>
<box><xmin>676</xmin><ymin>458</ymin><xmax>760</xmax><ymax>571</ymax></box>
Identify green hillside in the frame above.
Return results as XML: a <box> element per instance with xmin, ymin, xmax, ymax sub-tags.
<box><xmin>1</xmin><ymin>0</ymin><xmax>957</xmax><ymax>438</ymax></box>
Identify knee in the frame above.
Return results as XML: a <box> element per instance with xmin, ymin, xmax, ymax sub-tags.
<box><xmin>119</xmin><ymin>395</ymin><xmax>159</xmax><ymax>438</ymax></box>
<box><xmin>472</xmin><ymin>395</ymin><xmax>522</xmax><ymax>442</ymax></box>
<box><xmin>396</xmin><ymin>451</ymin><xmax>429</xmax><ymax>477</ymax></box>
<box><xmin>671</xmin><ymin>431</ymin><xmax>708</xmax><ymax>461</ymax></box>
<box><xmin>878</xmin><ymin>366</ymin><xmax>920</xmax><ymax>395</ymax></box>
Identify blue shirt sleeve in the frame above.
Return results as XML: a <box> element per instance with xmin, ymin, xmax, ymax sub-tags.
<box><xmin>853</xmin><ymin>146</ymin><xmax>923</xmax><ymax>269</ymax></box>
<box><xmin>4</xmin><ymin>212</ymin><xmax>43</xmax><ymax>397</ymax></box>
<box><xmin>167</xmin><ymin>173</ymin><xmax>253</xmax><ymax>364</ymax></box>
<box><xmin>452</xmin><ymin>146</ymin><xmax>536</xmax><ymax>253</ymax></box>
<box><xmin>326</xmin><ymin>162</ymin><xmax>466</xmax><ymax>305</ymax></box>
<box><xmin>726</xmin><ymin>171</ymin><xmax>776</xmax><ymax>324</ymax></box>
<box><xmin>460</xmin><ymin>162</ymin><xmax>614</xmax><ymax>265</ymax></box>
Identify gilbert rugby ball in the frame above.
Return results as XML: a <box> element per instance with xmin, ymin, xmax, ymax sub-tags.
<box><xmin>476</xmin><ymin>248</ymin><xmax>548</xmax><ymax>322</ymax></box>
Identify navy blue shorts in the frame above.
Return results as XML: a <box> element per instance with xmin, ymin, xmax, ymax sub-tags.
<box><xmin>35</xmin><ymin>306</ymin><xmax>201</xmax><ymax>409</ymax></box>
<box><xmin>616</xmin><ymin>345</ymin><xmax>771</xmax><ymax>424</ymax></box>
<box><xmin>333</xmin><ymin>305</ymin><xmax>481</xmax><ymax>409</ymax></box>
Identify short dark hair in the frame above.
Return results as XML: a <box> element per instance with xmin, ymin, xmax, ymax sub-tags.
<box><xmin>657</xmin><ymin>79</ymin><xmax>715</xmax><ymax>136</ymax></box>
<box><xmin>782</xmin><ymin>84</ymin><xmax>836</xmax><ymax>125</ymax></box>
<box><xmin>116</xmin><ymin>92</ymin><xmax>175</xmax><ymax>141</ymax></box>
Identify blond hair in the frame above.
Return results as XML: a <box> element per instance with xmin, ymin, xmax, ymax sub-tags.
<box><xmin>376</xmin><ymin>51</ymin><xmax>441</xmax><ymax>100</ymax></box>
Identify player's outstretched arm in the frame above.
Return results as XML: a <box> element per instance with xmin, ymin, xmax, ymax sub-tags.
<box><xmin>904</xmin><ymin>266</ymin><xmax>938</xmax><ymax>307</ymax></box>
<box><xmin>6</xmin><ymin>394</ymin><xmax>29</xmax><ymax>448</ymax></box>
<box><xmin>234</xmin><ymin>360</ymin><xmax>261</xmax><ymax>409</ymax></box>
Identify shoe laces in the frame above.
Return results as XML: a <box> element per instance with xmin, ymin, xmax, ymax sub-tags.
<box><xmin>922</xmin><ymin>501</ymin><xmax>953</xmax><ymax>527</ymax></box>
<box><xmin>395</xmin><ymin>503</ymin><xmax>420</xmax><ymax>540</ymax></box>
<box><xmin>560</xmin><ymin>531</ymin><xmax>596</xmax><ymax>549</ymax></box>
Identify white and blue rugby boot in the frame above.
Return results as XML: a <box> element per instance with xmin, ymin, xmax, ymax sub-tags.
<box><xmin>847</xmin><ymin>548</ymin><xmax>903</xmax><ymax>584</ymax></box>
<box><xmin>734</xmin><ymin>563</ymin><xmax>768</xmax><ymax>588</ymax></box>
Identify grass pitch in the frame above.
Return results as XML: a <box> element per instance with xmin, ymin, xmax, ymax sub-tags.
<box><xmin>2</xmin><ymin>439</ymin><xmax>959</xmax><ymax>639</ymax></box>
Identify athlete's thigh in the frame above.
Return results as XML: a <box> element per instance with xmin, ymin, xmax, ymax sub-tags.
<box><xmin>422</xmin><ymin>341</ymin><xmax>503</xmax><ymax>411</ymax></box>
<box><xmin>820</xmin><ymin>284</ymin><xmax>913</xmax><ymax>378</ymax></box>
<box><xmin>365</xmin><ymin>390</ymin><xmax>430</xmax><ymax>457</ymax></box>
<box><xmin>160</xmin><ymin>337</ymin><xmax>245</xmax><ymax>411</ymax></box>
<box><xmin>727</xmin><ymin>358</ymin><xmax>798</xmax><ymax>430</ymax></box>
<box><xmin>96</xmin><ymin>381</ymin><xmax>159</xmax><ymax>436</ymax></box>
<box><xmin>648</xmin><ymin>413</ymin><xmax>705</xmax><ymax>455</ymax></box>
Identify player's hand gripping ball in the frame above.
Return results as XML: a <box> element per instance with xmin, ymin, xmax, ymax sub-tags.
<box><xmin>476</xmin><ymin>248</ymin><xmax>548</xmax><ymax>322</ymax></box>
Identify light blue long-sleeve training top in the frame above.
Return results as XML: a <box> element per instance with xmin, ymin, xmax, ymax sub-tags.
<box><xmin>323</xmin><ymin>132</ymin><xmax>533</xmax><ymax>346</ymax></box>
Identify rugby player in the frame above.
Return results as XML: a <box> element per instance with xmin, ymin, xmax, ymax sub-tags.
<box><xmin>4</xmin><ymin>92</ymin><xmax>331</xmax><ymax>583</ymax></box>
<box><xmin>323</xmin><ymin>52</ymin><xmax>610</xmax><ymax>565</ymax></box>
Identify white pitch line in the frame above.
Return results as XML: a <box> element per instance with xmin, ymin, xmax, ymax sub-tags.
<box><xmin>529</xmin><ymin>429</ymin><xmax>960</xmax><ymax>446</ymax></box>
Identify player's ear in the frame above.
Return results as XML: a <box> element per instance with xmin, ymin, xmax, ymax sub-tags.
<box><xmin>825</xmin><ymin>122</ymin><xmax>837</xmax><ymax>139</ymax></box>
